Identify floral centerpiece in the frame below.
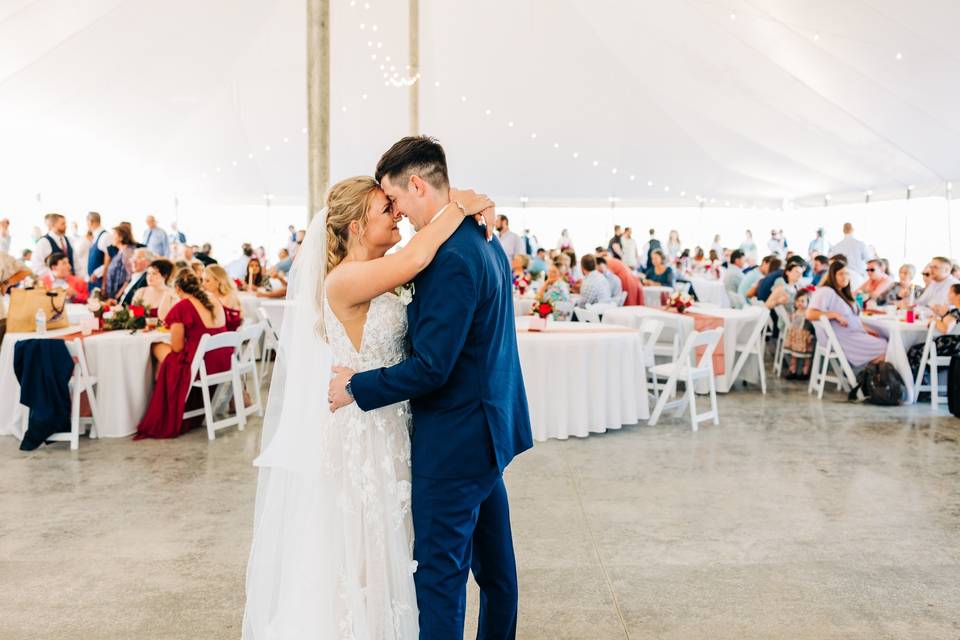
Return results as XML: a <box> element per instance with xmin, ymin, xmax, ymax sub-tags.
<box><xmin>532</xmin><ymin>298</ymin><xmax>554</xmax><ymax>319</ymax></box>
<box><xmin>666</xmin><ymin>291</ymin><xmax>694</xmax><ymax>313</ymax></box>
<box><xmin>101</xmin><ymin>304</ymin><xmax>151</xmax><ymax>332</ymax></box>
<box><xmin>513</xmin><ymin>273</ymin><xmax>531</xmax><ymax>296</ymax></box>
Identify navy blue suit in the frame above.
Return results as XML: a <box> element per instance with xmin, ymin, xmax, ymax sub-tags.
<box><xmin>351</xmin><ymin>218</ymin><xmax>533</xmax><ymax>639</ymax></box>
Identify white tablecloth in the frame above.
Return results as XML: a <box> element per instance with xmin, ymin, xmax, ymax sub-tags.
<box><xmin>238</xmin><ymin>292</ymin><xmax>262</xmax><ymax>321</ymax></box>
<box><xmin>515</xmin><ymin>318</ymin><xmax>649</xmax><ymax>441</ymax></box>
<box><xmin>689</xmin><ymin>276</ymin><xmax>730</xmax><ymax>308</ymax></box>
<box><xmin>513</xmin><ymin>295</ymin><xmax>534</xmax><ymax>317</ymax></box>
<box><xmin>0</xmin><ymin>326</ymin><xmax>169</xmax><ymax>439</ymax></box>
<box><xmin>259</xmin><ymin>300</ymin><xmax>286</xmax><ymax>330</ymax></box>
<box><xmin>642</xmin><ymin>285</ymin><xmax>673</xmax><ymax>308</ymax></box>
<box><xmin>861</xmin><ymin>315</ymin><xmax>928</xmax><ymax>404</ymax></box>
<box><xmin>601</xmin><ymin>304</ymin><xmax>765</xmax><ymax>393</ymax></box>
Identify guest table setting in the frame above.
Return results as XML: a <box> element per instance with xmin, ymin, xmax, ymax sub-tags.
<box><xmin>601</xmin><ymin>303</ymin><xmax>766</xmax><ymax>393</ymax></box>
<box><xmin>514</xmin><ymin>316</ymin><xmax>649</xmax><ymax>441</ymax></box>
<box><xmin>860</xmin><ymin>309</ymin><xmax>930</xmax><ymax>403</ymax></box>
<box><xmin>689</xmin><ymin>275</ymin><xmax>731</xmax><ymax>308</ymax></box>
<box><xmin>0</xmin><ymin>324</ymin><xmax>171</xmax><ymax>440</ymax></box>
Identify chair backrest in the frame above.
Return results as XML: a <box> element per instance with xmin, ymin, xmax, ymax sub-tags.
<box><xmin>617</xmin><ymin>291</ymin><xmax>628</xmax><ymax>306</ymax></box>
<box><xmin>773</xmin><ymin>304</ymin><xmax>791</xmax><ymax>329</ymax></box>
<box><xmin>638</xmin><ymin>318</ymin><xmax>664</xmax><ymax>363</ymax></box>
<box><xmin>816</xmin><ymin>317</ymin><xmax>857</xmax><ymax>384</ymax></box>
<box><xmin>238</xmin><ymin>321</ymin><xmax>266</xmax><ymax>360</ymax></box>
<box><xmin>574</xmin><ymin>307</ymin><xmax>602</xmax><ymax>323</ymax></box>
<box><xmin>64</xmin><ymin>338</ymin><xmax>91</xmax><ymax>379</ymax></box>
<box><xmin>744</xmin><ymin>308</ymin><xmax>770</xmax><ymax>349</ymax></box>
<box><xmin>257</xmin><ymin>307</ymin><xmax>280</xmax><ymax>341</ymax></box>
<box><xmin>189</xmin><ymin>331</ymin><xmax>242</xmax><ymax>386</ymax></box>
<box><xmin>677</xmin><ymin>328</ymin><xmax>724</xmax><ymax>370</ymax></box>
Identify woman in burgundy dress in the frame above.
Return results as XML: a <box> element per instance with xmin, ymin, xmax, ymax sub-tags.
<box><xmin>135</xmin><ymin>271</ymin><xmax>231</xmax><ymax>439</ymax></box>
<box><xmin>202</xmin><ymin>264</ymin><xmax>244</xmax><ymax>330</ymax></box>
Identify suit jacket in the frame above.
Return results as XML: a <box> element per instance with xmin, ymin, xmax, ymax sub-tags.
<box><xmin>14</xmin><ymin>339</ymin><xmax>74</xmax><ymax>451</ymax></box>
<box><xmin>351</xmin><ymin>218</ymin><xmax>533</xmax><ymax>479</ymax></box>
<box><xmin>120</xmin><ymin>272</ymin><xmax>148</xmax><ymax>307</ymax></box>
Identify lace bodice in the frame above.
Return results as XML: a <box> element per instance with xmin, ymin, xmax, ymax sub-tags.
<box><xmin>324</xmin><ymin>292</ymin><xmax>409</xmax><ymax>372</ymax></box>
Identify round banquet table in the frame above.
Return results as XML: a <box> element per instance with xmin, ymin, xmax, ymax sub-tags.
<box><xmin>689</xmin><ymin>276</ymin><xmax>730</xmax><ymax>308</ymax></box>
<box><xmin>0</xmin><ymin>325</ymin><xmax>170</xmax><ymax>440</ymax></box>
<box><xmin>860</xmin><ymin>313</ymin><xmax>929</xmax><ymax>404</ymax></box>
<box><xmin>514</xmin><ymin>318</ymin><xmax>649</xmax><ymax>441</ymax></box>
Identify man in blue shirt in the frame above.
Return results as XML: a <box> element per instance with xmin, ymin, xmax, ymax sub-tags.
<box><xmin>142</xmin><ymin>215</ymin><xmax>170</xmax><ymax>258</ymax></box>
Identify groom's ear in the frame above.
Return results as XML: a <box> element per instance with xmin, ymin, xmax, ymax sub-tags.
<box><xmin>410</xmin><ymin>175</ymin><xmax>426</xmax><ymax>197</ymax></box>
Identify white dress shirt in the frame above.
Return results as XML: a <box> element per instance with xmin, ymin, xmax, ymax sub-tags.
<box><xmin>120</xmin><ymin>271</ymin><xmax>146</xmax><ymax>303</ymax></box>
<box><xmin>829</xmin><ymin>235</ymin><xmax>872</xmax><ymax>275</ymax></box>
<box><xmin>498</xmin><ymin>230</ymin><xmax>524</xmax><ymax>258</ymax></box>
<box><xmin>917</xmin><ymin>276</ymin><xmax>959</xmax><ymax>309</ymax></box>
<box><xmin>30</xmin><ymin>232</ymin><xmax>69</xmax><ymax>277</ymax></box>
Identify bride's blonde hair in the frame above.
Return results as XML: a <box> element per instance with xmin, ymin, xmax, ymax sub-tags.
<box><xmin>325</xmin><ymin>176</ymin><xmax>381</xmax><ymax>274</ymax></box>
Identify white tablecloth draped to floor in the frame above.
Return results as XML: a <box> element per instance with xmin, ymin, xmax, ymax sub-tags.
<box><xmin>259</xmin><ymin>300</ymin><xmax>286</xmax><ymax>331</ymax></box>
<box><xmin>642</xmin><ymin>285</ymin><xmax>673</xmax><ymax>308</ymax></box>
<box><xmin>238</xmin><ymin>292</ymin><xmax>263</xmax><ymax>322</ymax></box>
<box><xmin>689</xmin><ymin>276</ymin><xmax>730</xmax><ymax>308</ymax></box>
<box><xmin>601</xmin><ymin>304</ymin><xmax>765</xmax><ymax>393</ymax></box>
<box><xmin>861</xmin><ymin>315</ymin><xmax>928</xmax><ymax>404</ymax></box>
<box><xmin>0</xmin><ymin>326</ymin><xmax>169</xmax><ymax>440</ymax></box>
<box><xmin>515</xmin><ymin>318</ymin><xmax>649</xmax><ymax>441</ymax></box>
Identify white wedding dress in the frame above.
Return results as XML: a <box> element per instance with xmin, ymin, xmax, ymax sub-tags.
<box><xmin>243</xmin><ymin>208</ymin><xmax>419</xmax><ymax>639</ymax></box>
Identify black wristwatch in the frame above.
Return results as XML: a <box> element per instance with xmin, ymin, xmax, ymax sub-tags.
<box><xmin>345</xmin><ymin>378</ymin><xmax>354</xmax><ymax>400</ymax></box>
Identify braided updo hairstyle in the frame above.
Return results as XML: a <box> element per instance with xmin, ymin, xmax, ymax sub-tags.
<box><xmin>175</xmin><ymin>270</ymin><xmax>216</xmax><ymax>316</ymax></box>
<box><xmin>325</xmin><ymin>176</ymin><xmax>381</xmax><ymax>274</ymax></box>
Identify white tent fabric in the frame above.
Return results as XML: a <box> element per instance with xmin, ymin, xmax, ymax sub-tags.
<box><xmin>0</xmin><ymin>0</ymin><xmax>958</xmax><ymax>213</ymax></box>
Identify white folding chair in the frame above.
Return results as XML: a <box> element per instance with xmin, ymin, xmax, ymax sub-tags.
<box><xmin>728</xmin><ymin>310</ymin><xmax>768</xmax><ymax>393</ymax></box>
<box><xmin>808</xmin><ymin>318</ymin><xmax>858</xmax><ymax>399</ymax></box>
<box><xmin>617</xmin><ymin>291</ymin><xmax>628</xmax><ymax>306</ymax></box>
<box><xmin>553</xmin><ymin>300</ymin><xmax>574</xmax><ymax>321</ymax></box>
<box><xmin>25</xmin><ymin>338</ymin><xmax>103</xmax><ymax>451</ymax></box>
<box><xmin>237</xmin><ymin>322</ymin><xmax>266</xmax><ymax>420</ymax></box>
<box><xmin>257</xmin><ymin>307</ymin><xmax>280</xmax><ymax>379</ymax></box>
<box><xmin>772</xmin><ymin>305</ymin><xmax>791</xmax><ymax>376</ymax></box>
<box><xmin>729</xmin><ymin>291</ymin><xmax>748</xmax><ymax>310</ymax></box>
<box><xmin>648</xmin><ymin>328</ymin><xmax>724</xmax><ymax>431</ymax></box>
<box><xmin>573</xmin><ymin>307</ymin><xmax>602</xmax><ymax>323</ymax></box>
<box><xmin>183</xmin><ymin>331</ymin><xmax>246</xmax><ymax>440</ymax></box>
<box><xmin>638</xmin><ymin>318</ymin><xmax>664</xmax><ymax>398</ymax></box>
<box><xmin>913</xmin><ymin>322</ymin><xmax>959</xmax><ymax>410</ymax></box>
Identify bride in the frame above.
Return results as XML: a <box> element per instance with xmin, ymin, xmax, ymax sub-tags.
<box><xmin>242</xmin><ymin>175</ymin><xmax>493</xmax><ymax>639</ymax></box>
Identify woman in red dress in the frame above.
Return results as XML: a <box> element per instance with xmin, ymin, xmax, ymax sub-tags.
<box><xmin>134</xmin><ymin>271</ymin><xmax>232</xmax><ymax>439</ymax></box>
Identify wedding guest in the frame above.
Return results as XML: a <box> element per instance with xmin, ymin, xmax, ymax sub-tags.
<box><xmin>767</xmin><ymin>229</ymin><xmax>785</xmax><ymax>256</ymax></box>
<box><xmin>511</xmin><ymin>254</ymin><xmax>530</xmax><ymax>284</ymax></box>
<box><xmin>916</xmin><ymin>257</ymin><xmax>958</xmax><ymax>311</ymax></box>
<box><xmin>741</xmin><ymin>256</ymin><xmax>779</xmax><ymax>299</ymax></box>
<box><xmin>41</xmin><ymin>253</ymin><xmax>88</xmax><ymax>303</ymax></box>
<box><xmin>598</xmin><ymin>250</ymin><xmax>641</xmax><ymax>305</ymax></box>
<box><xmin>105</xmin><ymin>224</ymin><xmax>137</xmax><ymax>300</ymax></box>
<box><xmin>143</xmin><ymin>215</ymin><xmax>171</xmax><ymax>258</ymax></box>
<box><xmin>807</xmin><ymin>262</ymin><xmax>887</xmax><ymax>368</ymax></box>
<box><xmin>241</xmin><ymin>257</ymin><xmax>272</xmax><ymax>293</ymax></box>
<box><xmin>643</xmin><ymin>248</ymin><xmax>675</xmax><ymax>288</ymax></box>
<box><xmin>134</xmin><ymin>271</ymin><xmax>230</xmax><ymax>440</ymax></box>
<box><xmin>620</xmin><ymin>227</ymin><xmax>639</xmax><ymax>270</ymax></box>
<box><xmin>31</xmin><ymin>213</ymin><xmax>73</xmax><ymax>277</ymax></box>
<box><xmin>857</xmin><ymin>259</ymin><xmax>894</xmax><ymax>302</ymax></box>
<box><xmin>724</xmin><ymin>250</ymin><xmax>747</xmax><ymax>304</ymax></box>
<box><xmin>521</xmin><ymin>228</ymin><xmax>539</xmax><ymax>255</ymax></box>
<box><xmin>131</xmin><ymin>259</ymin><xmax>178</xmax><ymax>321</ymax></box>
<box><xmin>908</xmin><ymin>284</ymin><xmax>960</xmax><ymax>377</ymax></box>
<box><xmin>562</xmin><ymin>249</ymin><xmax>582</xmax><ymax>282</ymax></box>
<box><xmin>666</xmin><ymin>230</ymin><xmax>682</xmax><ymax>262</ymax></box>
<box><xmin>0</xmin><ymin>218</ymin><xmax>10</xmax><ymax>254</ymax></box>
<box><xmin>194</xmin><ymin>242</ymin><xmax>217</xmax><ymax>266</ymax></box>
<box><xmin>808</xmin><ymin>227</ymin><xmax>830</xmax><ymax>259</ymax></box>
<box><xmin>0</xmin><ymin>250</ymin><xmax>30</xmax><ymax>342</ymax></box>
<box><xmin>810</xmin><ymin>255</ymin><xmax>830</xmax><ymax>286</ymax></box>
<box><xmin>203</xmin><ymin>264</ymin><xmax>243</xmax><ymax>331</ymax></box>
<box><xmin>829</xmin><ymin>222</ymin><xmax>872</xmax><ymax>276</ymax></box>
<box><xmin>641</xmin><ymin>228</ymin><xmax>662</xmax><ymax>269</ymax></box>
<box><xmin>169</xmin><ymin>221</ymin><xmax>187</xmax><ymax>246</ymax></box>
<box><xmin>577</xmin><ymin>255</ymin><xmax>612</xmax><ymax>307</ymax></box>
<box><xmin>496</xmin><ymin>215</ymin><xmax>524</xmax><ymax>259</ymax></box>
<box><xmin>116</xmin><ymin>248</ymin><xmax>154</xmax><ymax>306</ymax></box>
<box><xmin>21</xmin><ymin>248</ymin><xmax>32</xmax><ymax>264</ymax></box>
<box><xmin>710</xmin><ymin>234</ymin><xmax>724</xmax><ymax>257</ymax></box>
<box><xmin>739</xmin><ymin>229</ymin><xmax>758</xmax><ymax>265</ymax></box>
<box><xmin>607</xmin><ymin>225</ymin><xmax>623</xmax><ymax>260</ymax></box>
<box><xmin>227</xmin><ymin>244</ymin><xmax>255</xmax><ymax>280</ymax></box>
<box><xmin>556</xmin><ymin>228</ymin><xmax>573</xmax><ymax>252</ymax></box>
<box><xmin>595</xmin><ymin>257</ymin><xmax>623</xmax><ymax>303</ymax></box>
<box><xmin>765</xmin><ymin>260</ymin><xmax>805</xmax><ymax>311</ymax></box>
<box><xmin>72</xmin><ymin>227</ymin><xmax>91</xmax><ymax>280</ymax></box>
<box><xmin>754</xmin><ymin>256</ymin><xmax>801</xmax><ymax>302</ymax></box>
<box><xmin>780</xmin><ymin>289</ymin><xmax>815</xmax><ymax>380</ymax></box>
<box><xmin>535</xmin><ymin>263</ymin><xmax>572</xmax><ymax>320</ymax></box>
<box><xmin>274</xmin><ymin>247</ymin><xmax>293</xmax><ymax>275</ymax></box>
<box><xmin>529</xmin><ymin>248</ymin><xmax>547</xmax><ymax>278</ymax></box>
<box><xmin>882</xmin><ymin>264</ymin><xmax>919</xmax><ymax>306</ymax></box>
<box><xmin>190</xmin><ymin>260</ymin><xmax>205</xmax><ymax>279</ymax></box>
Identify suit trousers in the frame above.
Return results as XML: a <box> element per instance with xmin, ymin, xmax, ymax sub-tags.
<box><xmin>412</xmin><ymin>468</ymin><xmax>518</xmax><ymax>640</ymax></box>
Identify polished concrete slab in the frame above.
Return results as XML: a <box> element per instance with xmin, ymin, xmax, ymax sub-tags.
<box><xmin>1</xmin><ymin>375</ymin><xmax>959</xmax><ymax>639</ymax></box>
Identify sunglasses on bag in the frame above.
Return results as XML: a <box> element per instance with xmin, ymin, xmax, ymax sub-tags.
<box><xmin>866</xmin><ymin>268</ymin><xmax>875</xmax><ymax>273</ymax></box>
<box><xmin>922</xmin><ymin>272</ymin><xmax>931</xmax><ymax>277</ymax></box>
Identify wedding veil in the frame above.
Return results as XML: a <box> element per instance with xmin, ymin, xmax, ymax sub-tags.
<box><xmin>242</xmin><ymin>208</ymin><xmax>344</xmax><ymax>638</ymax></box>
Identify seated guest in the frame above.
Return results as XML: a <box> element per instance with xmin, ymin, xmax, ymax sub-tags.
<box><xmin>724</xmin><ymin>250</ymin><xmax>746</xmax><ymax>305</ymax></box>
<box><xmin>41</xmin><ymin>253</ymin><xmax>88</xmax><ymax>303</ymax></box>
<box><xmin>105</xmin><ymin>224</ymin><xmax>137</xmax><ymax>300</ymax></box>
<box><xmin>203</xmin><ymin>264</ymin><xmax>244</xmax><ymax>331</ymax></box>
<box><xmin>765</xmin><ymin>260</ymin><xmax>805</xmax><ymax>311</ymax></box>
<box><xmin>643</xmin><ymin>248</ymin><xmax>675</xmax><ymax>288</ymax></box>
<box><xmin>577</xmin><ymin>254</ymin><xmax>612</xmax><ymax>307</ymax></box>
<box><xmin>915</xmin><ymin>256</ymin><xmax>958</xmax><ymax>311</ymax></box>
<box><xmin>193</xmin><ymin>243</ymin><xmax>217</xmax><ymax>266</ymax></box>
<box><xmin>746</xmin><ymin>257</ymin><xmax>783</xmax><ymax>300</ymax></box>
<box><xmin>116</xmin><ymin>248</ymin><xmax>155</xmax><ymax>306</ymax></box>
<box><xmin>739</xmin><ymin>255</ymin><xmax>774</xmax><ymax>298</ymax></box>
<box><xmin>134</xmin><ymin>271</ymin><xmax>230</xmax><ymax>440</ymax></box>
<box><xmin>908</xmin><ymin>283</ymin><xmax>960</xmax><ymax>377</ymax></box>
<box><xmin>563</xmin><ymin>249</ymin><xmax>581</xmax><ymax>281</ymax></box>
<box><xmin>858</xmin><ymin>259</ymin><xmax>894</xmax><ymax>302</ymax></box>
<box><xmin>241</xmin><ymin>257</ymin><xmax>272</xmax><ymax>293</ymax></box>
<box><xmin>881</xmin><ymin>263</ymin><xmax>919</xmax><ymax>306</ymax></box>
<box><xmin>596</xmin><ymin>257</ymin><xmax>623</xmax><ymax>303</ymax></box>
<box><xmin>529</xmin><ymin>248</ymin><xmax>547</xmax><ymax>278</ymax></box>
<box><xmin>190</xmin><ymin>260</ymin><xmax>206</xmax><ymax>279</ymax></box>
<box><xmin>535</xmin><ymin>263</ymin><xmax>572</xmax><ymax>320</ymax></box>
<box><xmin>511</xmin><ymin>254</ymin><xmax>530</xmax><ymax>282</ymax></box>
<box><xmin>131</xmin><ymin>259</ymin><xmax>178</xmax><ymax>321</ymax></box>
<box><xmin>810</xmin><ymin>255</ymin><xmax>830</xmax><ymax>286</ymax></box>
<box><xmin>807</xmin><ymin>261</ymin><xmax>887</xmax><ymax>368</ymax></box>
<box><xmin>274</xmin><ymin>248</ymin><xmax>293</xmax><ymax>275</ymax></box>
<box><xmin>600</xmin><ymin>250</ymin><xmax>642</xmax><ymax>305</ymax></box>
<box><xmin>780</xmin><ymin>289</ymin><xmax>815</xmax><ymax>380</ymax></box>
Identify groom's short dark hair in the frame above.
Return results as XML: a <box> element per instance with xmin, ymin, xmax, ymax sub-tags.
<box><xmin>376</xmin><ymin>136</ymin><xmax>449</xmax><ymax>190</ymax></box>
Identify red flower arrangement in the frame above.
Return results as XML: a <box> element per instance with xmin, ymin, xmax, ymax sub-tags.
<box><xmin>514</xmin><ymin>273</ymin><xmax>531</xmax><ymax>296</ymax></box>
<box><xmin>130</xmin><ymin>305</ymin><xmax>145</xmax><ymax>318</ymax></box>
<box><xmin>666</xmin><ymin>291</ymin><xmax>694</xmax><ymax>313</ymax></box>
<box><xmin>533</xmin><ymin>299</ymin><xmax>555</xmax><ymax>319</ymax></box>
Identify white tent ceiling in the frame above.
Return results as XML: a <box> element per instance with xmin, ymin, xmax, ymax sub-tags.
<box><xmin>1</xmin><ymin>0</ymin><xmax>958</xmax><ymax>212</ymax></box>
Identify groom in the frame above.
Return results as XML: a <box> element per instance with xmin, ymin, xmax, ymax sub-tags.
<box><xmin>328</xmin><ymin>136</ymin><xmax>533</xmax><ymax>639</ymax></box>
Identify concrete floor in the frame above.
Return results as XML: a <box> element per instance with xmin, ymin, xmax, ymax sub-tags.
<box><xmin>1</xmin><ymin>375</ymin><xmax>959</xmax><ymax>639</ymax></box>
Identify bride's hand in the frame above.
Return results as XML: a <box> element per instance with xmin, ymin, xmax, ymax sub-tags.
<box><xmin>450</xmin><ymin>188</ymin><xmax>496</xmax><ymax>240</ymax></box>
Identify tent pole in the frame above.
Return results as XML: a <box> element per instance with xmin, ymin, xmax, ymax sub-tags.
<box><xmin>409</xmin><ymin>0</ymin><xmax>419</xmax><ymax>135</ymax></box>
<box><xmin>947</xmin><ymin>184</ymin><xmax>955</xmax><ymax>258</ymax></box>
<box><xmin>307</xmin><ymin>0</ymin><xmax>330</xmax><ymax>224</ymax></box>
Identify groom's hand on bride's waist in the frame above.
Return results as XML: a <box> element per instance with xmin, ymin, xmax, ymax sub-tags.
<box><xmin>328</xmin><ymin>366</ymin><xmax>356</xmax><ymax>412</ymax></box>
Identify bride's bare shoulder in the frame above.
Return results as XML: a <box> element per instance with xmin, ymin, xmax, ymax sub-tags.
<box><xmin>325</xmin><ymin>262</ymin><xmax>369</xmax><ymax>307</ymax></box>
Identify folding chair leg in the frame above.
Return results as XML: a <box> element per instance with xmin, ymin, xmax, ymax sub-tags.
<box><xmin>808</xmin><ymin>349</ymin><xmax>820</xmax><ymax>394</ymax></box>
<box><xmin>70</xmin><ymin>385</ymin><xmax>81</xmax><ymax>451</ymax></box>
<box><xmin>817</xmin><ymin>353</ymin><xmax>830</xmax><ymax>399</ymax></box>
<box><xmin>709</xmin><ymin>375</ymin><xmax>720</xmax><ymax>425</ymax></box>
<box><xmin>86</xmin><ymin>382</ymin><xmax>101</xmax><ymax>439</ymax></box>
<box><xmin>201</xmin><ymin>382</ymin><xmax>216</xmax><ymax>440</ymax></box>
<box><xmin>685</xmin><ymin>377</ymin><xmax>698</xmax><ymax>431</ymax></box>
<box><xmin>930</xmin><ymin>362</ymin><xmax>939</xmax><ymax>411</ymax></box>
<box><xmin>757</xmin><ymin>352</ymin><xmax>767</xmax><ymax>395</ymax></box>
<box><xmin>250</xmin><ymin>366</ymin><xmax>264</xmax><ymax>417</ymax></box>
<box><xmin>648</xmin><ymin>377</ymin><xmax>676</xmax><ymax>426</ymax></box>
<box><xmin>234</xmin><ymin>372</ymin><xmax>247</xmax><ymax>431</ymax></box>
